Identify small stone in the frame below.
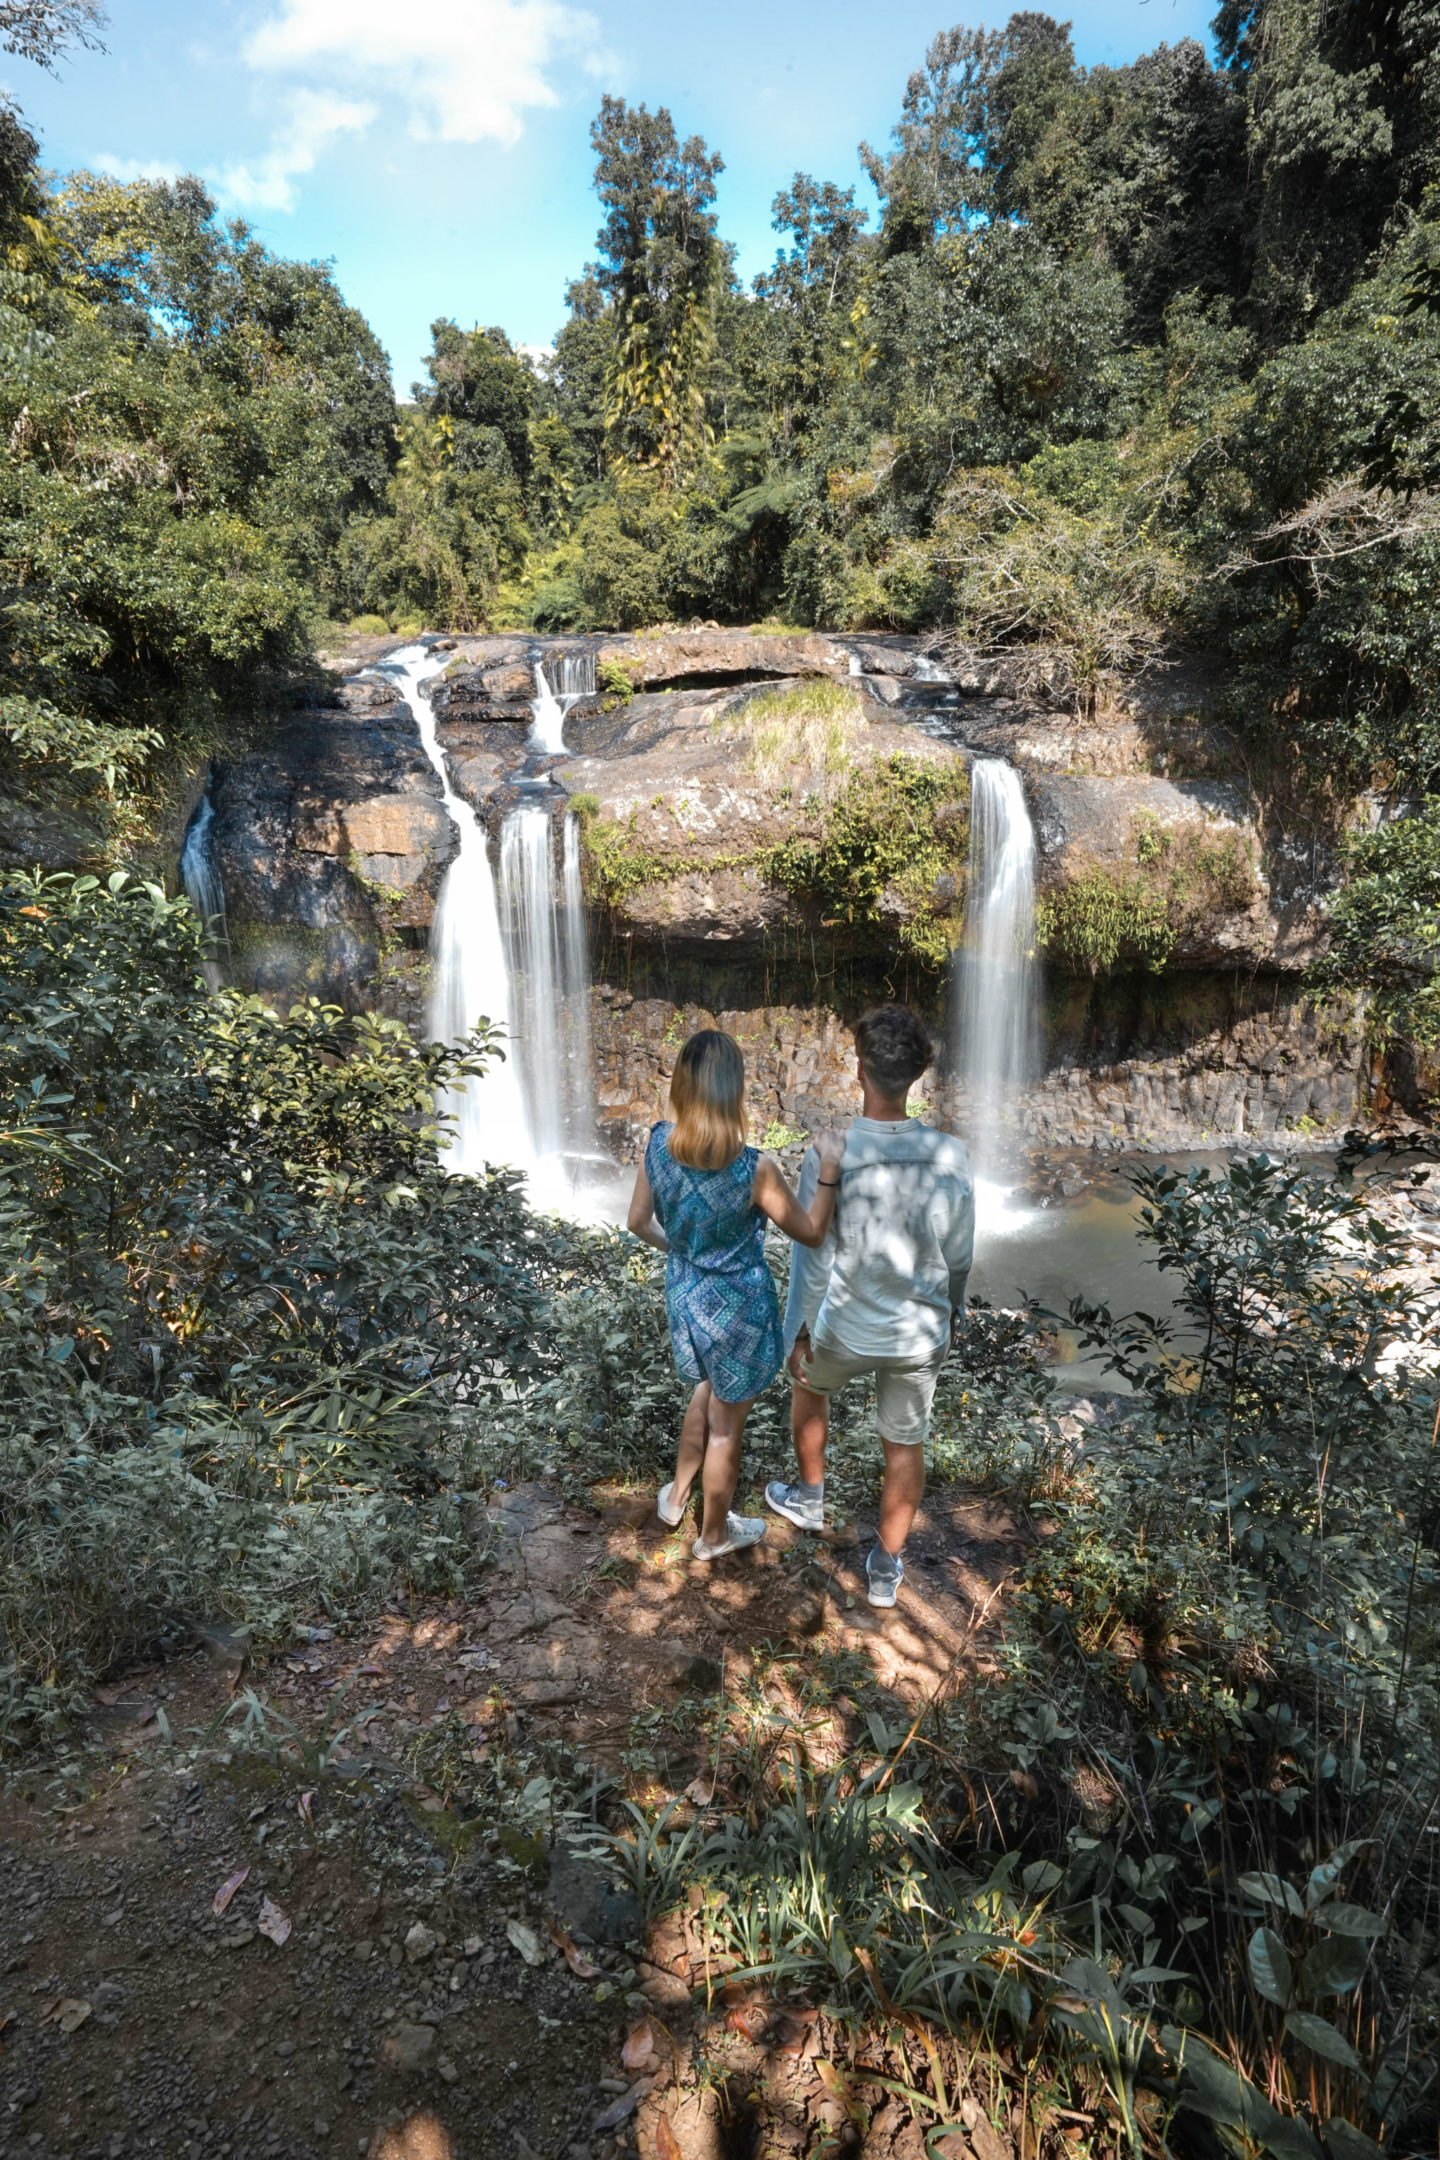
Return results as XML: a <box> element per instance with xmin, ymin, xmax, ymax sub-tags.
<box><xmin>378</xmin><ymin>2021</ymin><xmax>435</xmax><ymax>2073</ymax></box>
<box><xmin>192</xmin><ymin>1621</ymin><xmax>252</xmax><ymax>1675</ymax></box>
<box><xmin>436</xmin><ymin>2058</ymin><xmax>459</xmax><ymax>2085</ymax></box>
<box><xmin>403</xmin><ymin>1922</ymin><xmax>437</xmax><ymax>1964</ymax></box>
<box><xmin>314</xmin><ymin>2121</ymin><xmax>330</xmax><ymax>2139</ymax></box>
<box><xmin>462</xmin><ymin>1935</ymin><xmax>482</xmax><ymax>1958</ymax></box>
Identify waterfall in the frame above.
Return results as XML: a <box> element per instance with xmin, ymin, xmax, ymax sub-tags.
<box><xmin>395</xmin><ymin>645</ymin><xmax>531</xmax><ymax>1176</ymax></box>
<box><xmin>561</xmin><ymin>814</ymin><xmax>595</xmax><ymax>1149</ymax></box>
<box><xmin>383</xmin><ymin>641</ymin><xmax>598</xmax><ymax>1210</ymax></box>
<box><xmin>179</xmin><ymin>791</ymin><xmax>230</xmax><ymax>990</ymax></box>
<box><xmin>954</xmin><ymin>759</ymin><xmax>1039</xmax><ymax>1200</ymax></box>
<box><xmin>530</xmin><ymin>649</ymin><xmax>596</xmax><ymax>756</ymax></box>
<box><xmin>497</xmin><ymin>804</ymin><xmax>595</xmax><ymax>1171</ymax></box>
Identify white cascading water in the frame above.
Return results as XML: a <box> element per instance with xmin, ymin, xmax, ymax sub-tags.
<box><xmin>371</xmin><ymin>641</ymin><xmax>598</xmax><ymax>1211</ymax></box>
<box><xmin>497</xmin><ymin>803</ymin><xmax>595</xmax><ymax>1172</ymax></box>
<box><xmin>954</xmin><ymin>758</ymin><xmax>1039</xmax><ymax>1231</ymax></box>
<box><xmin>530</xmin><ymin>649</ymin><xmax>596</xmax><ymax>756</ymax></box>
<box><xmin>179</xmin><ymin>791</ymin><xmax>230</xmax><ymax>990</ymax></box>
<box><xmin>388</xmin><ymin>644</ymin><xmax>533</xmax><ymax>1177</ymax></box>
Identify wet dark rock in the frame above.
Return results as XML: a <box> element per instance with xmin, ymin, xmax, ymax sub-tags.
<box><xmin>208</xmin><ymin>674</ymin><xmax>455</xmax><ymax>1017</ymax></box>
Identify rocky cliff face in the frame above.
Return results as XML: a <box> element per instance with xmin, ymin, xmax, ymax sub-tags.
<box><xmin>150</xmin><ymin>625</ymin><xmax>1361</xmax><ymax>1157</ymax></box>
<box><xmin>206</xmin><ymin>666</ymin><xmax>455</xmax><ymax>1016</ymax></box>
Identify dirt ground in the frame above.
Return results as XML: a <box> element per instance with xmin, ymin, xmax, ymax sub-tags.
<box><xmin>0</xmin><ymin>1476</ymin><xmax>1026</xmax><ymax>2160</ymax></box>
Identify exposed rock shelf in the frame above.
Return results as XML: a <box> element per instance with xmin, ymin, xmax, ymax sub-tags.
<box><xmin>185</xmin><ymin>627</ymin><xmax>1362</xmax><ymax>1154</ymax></box>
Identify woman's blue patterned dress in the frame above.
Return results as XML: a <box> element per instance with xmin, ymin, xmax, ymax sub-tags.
<box><xmin>645</xmin><ymin>1122</ymin><xmax>783</xmax><ymax>1404</ymax></box>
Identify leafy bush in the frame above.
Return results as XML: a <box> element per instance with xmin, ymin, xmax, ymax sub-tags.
<box><xmin>0</xmin><ymin>868</ymin><xmax>553</xmax><ymax>1741</ymax></box>
<box><xmin>594</xmin><ymin>1157</ymin><xmax>1438</xmax><ymax>2153</ymax></box>
<box><xmin>1038</xmin><ymin>816</ymin><xmax>1260</xmax><ymax>975</ymax></box>
<box><xmin>767</xmin><ymin>753</ymin><xmax>970</xmax><ymax>968</ymax></box>
<box><xmin>1309</xmin><ymin>799</ymin><xmax>1440</xmax><ymax>1060</ymax></box>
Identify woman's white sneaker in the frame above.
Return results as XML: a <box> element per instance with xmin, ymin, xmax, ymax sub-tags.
<box><xmin>693</xmin><ymin>1513</ymin><xmax>767</xmax><ymax>1561</ymax></box>
<box><xmin>656</xmin><ymin>1480</ymin><xmax>688</xmax><ymax>1528</ymax></box>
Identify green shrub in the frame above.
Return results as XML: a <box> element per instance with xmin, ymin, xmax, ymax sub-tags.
<box><xmin>766</xmin><ymin>753</ymin><xmax>971</xmax><ymax>967</ymax></box>
<box><xmin>0</xmin><ymin>868</ymin><xmax>551</xmax><ymax>1742</ymax></box>
<box><xmin>1039</xmin><ymin>813</ymin><xmax>1259</xmax><ymax>974</ymax></box>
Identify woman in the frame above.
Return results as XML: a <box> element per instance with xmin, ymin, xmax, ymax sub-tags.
<box><xmin>627</xmin><ymin>1030</ymin><xmax>845</xmax><ymax>1560</ymax></box>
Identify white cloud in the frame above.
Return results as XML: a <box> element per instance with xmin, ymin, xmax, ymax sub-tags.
<box><xmin>244</xmin><ymin>0</ymin><xmax>610</xmax><ymax>149</ymax></box>
<box><xmin>93</xmin><ymin>153</ymin><xmax>184</xmax><ymax>184</ymax></box>
<box><xmin>210</xmin><ymin>87</ymin><xmax>377</xmax><ymax>213</ymax></box>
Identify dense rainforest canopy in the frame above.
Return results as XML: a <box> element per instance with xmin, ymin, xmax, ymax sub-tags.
<box><xmin>3</xmin><ymin>0</ymin><xmax>1440</xmax><ymax>1042</ymax></box>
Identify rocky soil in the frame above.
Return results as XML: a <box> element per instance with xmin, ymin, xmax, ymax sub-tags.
<box><xmin>0</xmin><ymin>1470</ymin><xmax>1030</xmax><ymax>2160</ymax></box>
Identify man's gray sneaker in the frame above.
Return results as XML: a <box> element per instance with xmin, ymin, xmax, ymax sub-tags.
<box><xmin>865</xmin><ymin>1543</ymin><xmax>904</xmax><ymax>1608</ymax></box>
<box><xmin>765</xmin><ymin>1480</ymin><xmax>825</xmax><ymax>1533</ymax></box>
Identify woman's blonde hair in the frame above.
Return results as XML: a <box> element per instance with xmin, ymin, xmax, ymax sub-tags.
<box><xmin>668</xmin><ymin>1029</ymin><xmax>747</xmax><ymax>1170</ymax></box>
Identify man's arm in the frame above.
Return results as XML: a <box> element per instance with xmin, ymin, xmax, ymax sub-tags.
<box><xmin>944</xmin><ymin>1167</ymin><xmax>975</xmax><ymax>1323</ymax></box>
<box><xmin>782</xmin><ymin>1145</ymin><xmax>835</xmax><ymax>1351</ymax></box>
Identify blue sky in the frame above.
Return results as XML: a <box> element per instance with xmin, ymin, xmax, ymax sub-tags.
<box><xmin>11</xmin><ymin>0</ymin><xmax>1216</xmax><ymax>393</ymax></box>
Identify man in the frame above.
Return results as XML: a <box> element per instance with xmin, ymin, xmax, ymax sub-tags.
<box><xmin>766</xmin><ymin>1004</ymin><xmax>974</xmax><ymax>1608</ymax></box>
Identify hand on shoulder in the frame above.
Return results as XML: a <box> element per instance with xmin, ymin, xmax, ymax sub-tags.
<box><xmin>814</xmin><ymin>1127</ymin><xmax>847</xmax><ymax>1171</ymax></box>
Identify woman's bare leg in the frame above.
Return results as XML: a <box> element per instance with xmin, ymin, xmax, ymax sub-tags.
<box><xmin>698</xmin><ymin>1391</ymin><xmax>755</xmax><ymax>1547</ymax></box>
<box><xmin>669</xmin><ymin>1383</ymin><xmax>711</xmax><ymax>1510</ymax></box>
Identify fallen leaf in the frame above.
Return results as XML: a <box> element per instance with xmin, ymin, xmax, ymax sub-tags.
<box><xmin>212</xmin><ymin>1867</ymin><xmax>249</xmax><ymax>1917</ymax></box>
<box><xmin>621</xmin><ymin>2020</ymin><xmax>658</xmax><ymax>2072</ymax></box>
<box><xmin>771</xmin><ymin>2006</ymin><xmax>818</xmax><ymax>2055</ymax></box>
<box><xmin>684</xmin><ymin>1776</ymin><xmax>714</xmax><ymax>1806</ymax></box>
<box><xmin>548</xmin><ymin>1920</ymin><xmax>601</xmax><ymax>1980</ymax></box>
<box><xmin>655</xmin><ymin>2116</ymin><xmax>683</xmax><ymax>2160</ymax></box>
<box><xmin>256</xmin><ymin>1896</ymin><xmax>291</xmax><ymax>1947</ymax></box>
<box><xmin>593</xmin><ymin>2079</ymin><xmax>654</xmax><ymax>2131</ymax></box>
<box><xmin>48</xmin><ymin>1998</ymin><xmax>91</xmax><ymax>2035</ymax></box>
<box><xmin>506</xmin><ymin>1918</ymin><xmax>544</xmax><ymax>1967</ymax></box>
<box><xmin>296</xmin><ymin>1791</ymin><xmax>315</xmax><ymax>1828</ymax></box>
<box><xmin>815</xmin><ymin>2059</ymin><xmax>852</xmax><ymax>2102</ymax></box>
<box><xmin>726</xmin><ymin>2004</ymin><xmax>767</xmax><ymax>2041</ymax></box>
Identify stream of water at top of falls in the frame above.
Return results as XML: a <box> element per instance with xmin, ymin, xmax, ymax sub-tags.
<box><xmin>530</xmin><ymin>650</ymin><xmax>596</xmax><ymax>755</ymax></box>
<box><xmin>954</xmin><ymin>757</ymin><xmax>1041</xmax><ymax>1237</ymax></box>
<box><xmin>376</xmin><ymin>641</ymin><xmax>598</xmax><ymax>1214</ymax></box>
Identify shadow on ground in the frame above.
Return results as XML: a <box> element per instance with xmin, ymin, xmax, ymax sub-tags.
<box><xmin>0</xmin><ymin>1479</ymin><xmax>1025</xmax><ymax>2160</ymax></box>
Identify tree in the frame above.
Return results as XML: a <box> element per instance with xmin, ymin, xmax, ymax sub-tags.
<box><xmin>418</xmin><ymin>318</ymin><xmax>536</xmax><ymax>483</ymax></box>
<box><xmin>0</xmin><ymin>0</ymin><xmax>104</xmax><ymax>69</ymax></box>
<box><xmin>751</xmin><ymin>176</ymin><xmax>870</xmax><ymax>455</ymax></box>
<box><xmin>1214</xmin><ymin>0</ymin><xmax>1439</xmax><ymax>337</ymax></box>
<box><xmin>1</xmin><ymin>166</ymin><xmax>401</xmax><ymax>811</ymax></box>
<box><xmin>589</xmin><ymin>95</ymin><xmax>726</xmax><ymax>483</ymax></box>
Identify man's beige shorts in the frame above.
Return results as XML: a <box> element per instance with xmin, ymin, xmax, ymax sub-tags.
<box><xmin>796</xmin><ymin>1336</ymin><xmax>948</xmax><ymax>1446</ymax></box>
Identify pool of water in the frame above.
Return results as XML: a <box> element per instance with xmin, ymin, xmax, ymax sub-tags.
<box><xmin>552</xmin><ymin>1150</ymin><xmax>1181</xmax><ymax>1381</ymax></box>
<box><xmin>516</xmin><ymin>1141</ymin><xmax>1354</xmax><ymax>1390</ymax></box>
<box><xmin>968</xmin><ymin>1167</ymin><xmax>1179</xmax><ymax>1391</ymax></box>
